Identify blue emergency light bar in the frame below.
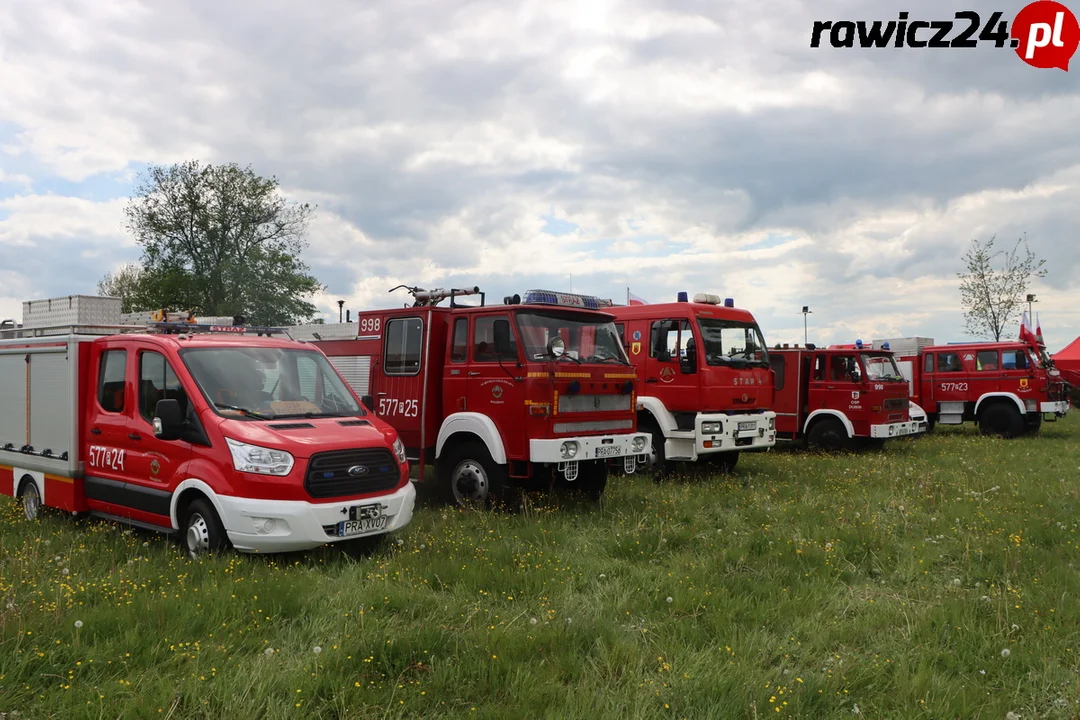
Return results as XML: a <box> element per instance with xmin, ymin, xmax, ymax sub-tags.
<box><xmin>521</xmin><ymin>290</ymin><xmax>607</xmax><ymax>310</ymax></box>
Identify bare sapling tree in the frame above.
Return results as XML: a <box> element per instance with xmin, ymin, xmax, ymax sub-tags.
<box><xmin>957</xmin><ymin>234</ymin><xmax>1046</xmax><ymax>341</ymax></box>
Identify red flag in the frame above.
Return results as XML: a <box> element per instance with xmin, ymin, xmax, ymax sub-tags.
<box><xmin>628</xmin><ymin>290</ymin><xmax>648</xmax><ymax>306</ymax></box>
<box><xmin>1036</xmin><ymin>312</ymin><xmax>1045</xmax><ymax>346</ymax></box>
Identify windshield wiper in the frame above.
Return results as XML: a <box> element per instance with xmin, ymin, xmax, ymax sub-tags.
<box><xmin>588</xmin><ymin>356</ymin><xmax>631</xmax><ymax>365</ymax></box>
<box><xmin>273</xmin><ymin>412</ymin><xmax>344</xmax><ymax>419</ymax></box>
<box><xmin>556</xmin><ymin>353</ymin><xmax>582</xmax><ymax>364</ymax></box>
<box><xmin>213</xmin><ymin>402</ymin><xmax>271</xmax><ymax>419</ymax></box>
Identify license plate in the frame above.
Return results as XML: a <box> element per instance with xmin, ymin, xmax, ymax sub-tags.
<box><xmin>738</xmin><ymin>421</ymin><xmax>756</xmax><ymax>432</ymax></box>
<box><xmin>338</xmin><ymin>515</ymin><xmax>388</xmax><ymax>537</ymax></box>
<box><xmin>594</xmin><ymin>445</ymin><xmax>623</xmax><ymax>458</ymax></box>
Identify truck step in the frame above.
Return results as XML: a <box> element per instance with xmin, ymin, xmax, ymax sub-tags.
<box><xmin>938</xmin><ymin>414</ymin><xmax>964</xmax><ymax>425</ymax></box>
<box><xmin>938</xmin><ymin>402</ymin><xmax>965</xmax><ymax>415</ymax></box>
<box><xmin>89</xmin><ymin>512</ymin><xmax>175</xmax><ymax>535</ymax></box>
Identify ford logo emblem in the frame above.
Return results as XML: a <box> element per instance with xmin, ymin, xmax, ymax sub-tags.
<box><xmin>347</xmin><ymin>465</ymin><xmax>370</xmax><ymax>477</ymax></box>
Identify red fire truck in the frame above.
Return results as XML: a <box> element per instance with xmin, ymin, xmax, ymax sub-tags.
<box><xmin>0</xmin><ymin>300</ymin><xmax>415</xmax><ymax>557</ymax></box>
<box><xmin>767</xmin><ymin>340</ymin><xmax>926</xmax><ymax>451</ymax></box>
<box><xmin>290</xmin><ymin>287</ymin><xmax>651</xmax><ymax>506</ymax></box>
<box><xmin>877</xmin><ymin>336</ymin><xmax>1070</xmax><ymax>437</ymax></box>
<box><xmin>606</xmin><ymin>292</ymin><xmax>776</xmax><ymax>476</ymax></box>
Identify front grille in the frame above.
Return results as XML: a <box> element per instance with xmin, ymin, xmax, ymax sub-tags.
<box><xmin>884</xmin><ymin>398</ymin><xmax>907</xmax><ymax>411</ymax></box>
<box><xmin>304</xmin><ymin>448</ymin><xmax>400</xmax><ymax>499</ymax></box>
<box><xmin>553</xmin><ymin>419</ymin><xmax>634</xmax><ymax>434</ymax></box>
<box><xmin>338</xmin><ymin>420</ymin><xmax>372</xmax><ymax>427</ymax></box>
<box><xmin>270</xmin><ymin>423</ymin><xmax>316</xmax><ymax>430</ymax></box>
<box><xmin>557</xmin><ymin>394</ymin><xmax>632</xmax><ymax>413</ymax></box>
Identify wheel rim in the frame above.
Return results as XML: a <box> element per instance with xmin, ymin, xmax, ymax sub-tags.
<box><xmin>186</xmin><ymin>513</ymin><xmax>211</xmax><ymax>557</ymax></box>
<box><xmin>452</xmin><ymin>460</ymin><xmax>489</xmax><ymax>504</ymax></box>
<box><xmin>22</xmin><ymin>483</ymin><xmax>40</xmax><ymax>521</ymax></box>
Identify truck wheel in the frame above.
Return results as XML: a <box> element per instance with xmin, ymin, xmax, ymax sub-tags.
<box><xmin>979</xmin><ymin>402</ymin><xmax>1023</xmax><ymax>439</ymax></box>
<box><xmin>1024</xmin><ymin>414</ymin><xmax>1043</xmax><ymax>433</ymax></box>
<box><xmin>807</xmin><ymin>418</ymin><xmax>851</xmax><ymax>452</ymax></box>
<box><xmin>707</xmin><ymin>452</ymin><xmax>739</xmax><ymax>474</ymax></box>
<box><xmin>18</xmin><ymin>478</ymin><xmax>41</xmax><ymax>521</ymax></box>
<box><xmin>440</xmin><ymin>441</ymin><xmax>507</xmax><ymax>507</ymax></box>
<box><xmin>640</xmin><ymin>419</ymin><xmax>676</xmax><ymax>481</ymax></box>
<box><xmin>182</xmin><ymin>497</ymin><xmax>230</xmax><ymax>559</ymax></box>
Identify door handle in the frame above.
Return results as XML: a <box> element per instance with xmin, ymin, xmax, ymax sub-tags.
<box><xmin>128</xmin><ymin>433</ymin><xmax>142</xmax><ymax>441</ymax></box>
<box><xmin>645</xmin><ymin>378</ymin><xmax>658</xmax><ymax>384</ymax></box>
<box><xmin>468</xmin><ymin>371</ymin><xmax>481</xmax><ymax>376</ymax></box>
<box><xmin>376</xmin><ymin>392</ymin><xmax>388</xmax><ymax>396</ymax></box>
<box><xmin>827</xmin><ymin>385</ymin><xmax>836</xmax><ymax>389</ymax></box>
<box><xmin>90</xmin><ymin>428</ymin><xmax>102</xmax><ymax>435</ymax></box>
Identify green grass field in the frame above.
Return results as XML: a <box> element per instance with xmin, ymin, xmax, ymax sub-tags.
<box><xmin>2</xmin><ymin>416</ymin><xmax>1079</xmax><ymax>719</ymax></box>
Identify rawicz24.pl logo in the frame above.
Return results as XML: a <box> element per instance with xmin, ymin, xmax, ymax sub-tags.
<box><xmin>810</xmin><ymin>0</ymin><xmax>1080</xmax><ymax>70</ymax></box>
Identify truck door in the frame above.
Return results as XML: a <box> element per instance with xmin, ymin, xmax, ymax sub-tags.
<box><xmin>370</xmin><ymin>314</ymin><xmax>426</xmax><ymax>452</ymax></box>
<box><xmin>971</xmin><ymin>348</ymin><xmax>1002</xmax><ymax>400</ymax></box>
<box><xmin>122</xmin><ymin>345</ymin><xmax>194</xmax><ymax>522</ymax></box>
<box><xmin>84</xmin><ymin>343</ymin><xmax>136</xmax><ymax>516</ymax></box>
<box><xmin>768</xmin><ymin>352</ymin><xmax>802</xmax><ymax>436</ymax></box>
<box><xmin>644</xmin><ymin>318</ymin><xmax>698</xmax><ymax>413</ymax></box>
<box><xmin>444</xmin><ymin>316</ymin><xmax>470</xmax><ymax>414</ymax></box>
<box><xmin>810</xmin><ymin>352</ymin><xmax>863</xmax><ymax>419</ymax></box>
<box><xmin>468</xmin><ymin>312</ymin><xmax>526</xmax><ymax>459</ymax></box>
<box><xmin>929</xmin><ymin>350</ymin><xmax>967</xmax><ymax>407</ymax></box>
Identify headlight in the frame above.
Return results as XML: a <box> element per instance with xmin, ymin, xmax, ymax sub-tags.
<box><xmin>225</xmin><ymin>438</ymin><xmax>294</xmax><ymax>476</ymax></box>
<box><xmin>631</xmin><ymin>436</ymin><xmax>647</xmax><ymax>452</ymax></box>
<box><xmin>559</xmin><ymin>441</ymin><xmax>579</xmax><ymax>459</ymax></box>
<box><xmin>768</xmin><ymin>416</ymin><xmax>775</xmax><ymax>430</ymax></box>
<box><xmin>393</xmin><ymin>437</ymin><xmax>408</xmax><ymax>464</ymax></box>
<box><xmin>701</xmin><ymin>422</ymin><xmax>722</xmax><ymax>434</ymax></box>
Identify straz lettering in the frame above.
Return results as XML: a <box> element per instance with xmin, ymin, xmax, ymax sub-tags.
<box><xmin>940</xmin><ymin>382</ymin><xmax>969</xmax><ymax>392</ymax></box>
<box><xmin>733</xmin><ymin>377</ymin><xmax>759</xmax><ymax>386</ymax></box>
<box><xmin>378</xmin><ymin>398</ymin><xmax>419</xmax><ymax>418</ymax></box>
<box><xmin>88</xmin><ymin>446</ymin><xmax>125</xmax><ymax>472</ymax></box>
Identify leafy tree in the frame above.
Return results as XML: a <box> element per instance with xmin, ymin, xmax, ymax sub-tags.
<box><xmin>97</xmin><ymin>262</ymin><xmax>147</xmax><ymax>313</ymax></box>
<box><xmin>119</xmin><ymin>161</ymin><xmax>324</xmax><ymax>326</ymax></box>
<box><xmin>957</xmin><ymin>234</ymin><xmax>1046</xmax><ymax>341</ymax></box>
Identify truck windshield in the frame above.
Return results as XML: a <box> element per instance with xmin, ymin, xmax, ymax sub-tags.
<box><xmin>696</xmin><ymin>318</ymin><xmax>769</xmax><ymax>368</ymax></box>
<box><xmin>516</xmin><ymin>311</ymin><xmax>629</xmax><ymax>364</ymax></box>
<box><xmin>861</xmin><ymin>354</ymin><xmax>905</xmax><ymax>381</ymax></box>
<box><xmin>180</xmin><ymin>347</ymin><xmax>363</xmax><ymax>420</ymax></box>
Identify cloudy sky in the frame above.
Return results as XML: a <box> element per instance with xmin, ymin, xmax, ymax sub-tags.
<box><xmin>2</xmin><ymin>0</ymin><xmax>1078</xmax><ymax>350</ymax></box>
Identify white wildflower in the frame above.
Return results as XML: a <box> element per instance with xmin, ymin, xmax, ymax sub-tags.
<box><xmin>599</xmin><ymin>574</ymin><xmax>606</xmax><ymax>579</ymax></box>
<box><xmin>1001</xmin><ymin>648</ymin><xmax>1011</xmax><ymax>658</ymax></box>
<box><xmin>74</xmin><ymin>620</ymin><xmax>83</xmax><ymax>629</ymax></box>
<box><xmin>529</xmin><ymin>618</ymin><xmax>537</xmax><ymax>626</ymax></box>
<box><xmin>1006</xmin><ymin>712</ymin><xmax>1021</xmax><ymax>720</ymax></box>
<box><xmin>62</xmin><ymin>568</ymin><xmax>69</xmax><ymax>576</ymax></box>
<box><xmin>313</xmin><ymin>646</ymin><xmax>322</xmax><ymax>655</ymax></box>
<box><xmin>1011</xmin><ymin>624</ymin><xmax>1019</xmax><ymax>631</ymax></box>
<box><xmin>264</xmin><ymin>647</ymin><xmax>275</xmax><ymax>657</ymax></box>
<box><xmin>952</xmin><ymin>578</ymin><xmax>961</xmax><ymax>586</ymax></box>
<box><xmin>666</xmin><ymin>597</ymin><xmax>673</xmax><ymax>604</ymax></box>
<box><xmin>852</xmin><ymin>704</ymin><xmax>862</xmax><ymax>715</ymax></box>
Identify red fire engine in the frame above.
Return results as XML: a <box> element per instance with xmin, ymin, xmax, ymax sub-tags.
<box><xmin>606</xmin><ymin>292</ymin><xmax>776</xmax><ymax>476</ymax></box>
<box><xmin>289</xmin><ymin>286</ymin><xmax>651</xmax><ymax>506</ymax></box>
<box><xmin>877</xmin><ymin>336</ymin><xmax>1070</xmax><ymax>437</ymax></box>
<box><xmin>767</xmin><ymin>340</ymin><xmax>926</xmax><ymax>451</ymax></box>
<box><xmin>0</xmin><ymin>297</ymin><xmax>415</xmax><ymax>557</ymax></box>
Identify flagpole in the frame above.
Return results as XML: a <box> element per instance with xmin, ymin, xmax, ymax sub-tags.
<box><xmin>627</xmin><ymin>287</ymin><xmax>630</xmax><ymax>306</ymax></box>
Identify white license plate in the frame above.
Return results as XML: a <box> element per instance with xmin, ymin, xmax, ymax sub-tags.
<box><xmin>338</xmin><ymin>516</ymin><xmax>388</xmax><ymax>537</ymax></box>
<box><xmin>738</xmin><ymin>421</ymin><xmax>756</xmax><ymax>432</ymax></box>
<box><xmin>594</xmin><ymin>445</ymin><xmax>623</xmax><ymax>458</ymax></box>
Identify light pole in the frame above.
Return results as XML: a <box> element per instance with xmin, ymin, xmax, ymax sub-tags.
<box><xmin>802</xmin><ymin>306</ymin><xmax>811</xmax><ymax>346</ymax></box>
<box><xmin>337</xmin><ymin>300</ymin><xmax>345</xmax><ymax>323</ymax></box>
<box><xmin>1026</xmin><ymin>293</ymin><xmax>1036</xmax><ymax>320</ymax></box>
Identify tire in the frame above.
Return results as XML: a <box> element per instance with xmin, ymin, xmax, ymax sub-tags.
<box><xmin>860</xmin><ymin>438</ymin><xmax>887</xmax><ymax>452</ymax></box>
<box><xmin>807</xmin><ymin>417</ymin><xmax>851</xmax><ymax>452</ymax></box>
<box><xmin>438</xmin><ymin>441</ymin><xmax>507</xmax><ymax>508</ymax></box>
<box><xmin>1024</xmin><ymin>413</ymin><xmax>1043</xmax><ymax>433</ymax></box>
<box><xmin>926</xmin><ymin>415</ymin><xmax>936</xmax><ymax>433</ymax></box>
<box><xmin>181</xmin><ymin>497</ymin><xmax>230</xmax><ymax>559</ymax></box>
<box><xmin>707</xmin><ymin>452</ymin><xmax>739</xmax><ymax>474</ymax></box>
<box><xmin>639</xmin><ymin>418</ymin><xmax>676</xmax><ymax>481</ymax></box>
<box><xmin>979</xmin><ymin>402</ymin><xmax>1024</xmax><ymax>439</ymax></box>
<box><xmin>18</xmin><ymin>477</ymin><xmax>41</xmax><ymax>521</ymax></box>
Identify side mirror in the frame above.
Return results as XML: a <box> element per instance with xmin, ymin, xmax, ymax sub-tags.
<box><xmin>153</xmin><ymin>399</ymin><xmax>186</xmax><ymax>441</ymax></box>
<box><xmin>361</xmin><ymin>394</ymin><xmax>374</xmax><ymax>410</ymax></box>
<box><xmin>493</xmin><ymin>319</ymin><xmax>514</xmax><ymax>358</ymax></box>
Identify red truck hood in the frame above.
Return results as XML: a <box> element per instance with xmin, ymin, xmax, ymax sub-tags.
<box><xmin>208</xmin><ymin>414</ymin><xmax>397</xmax><ymax>459</ymax></box>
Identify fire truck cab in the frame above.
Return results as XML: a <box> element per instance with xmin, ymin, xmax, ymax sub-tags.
<box><xmin>607</xmin><ymin>292</ymin><xmax>776</xmax><ymax>475</ymax></box>
<box><xmin>767</xmin><ymin>340</ymin><xmax>926</xmax><ymax>451</ymax></box>
<box><xmin>291</xmin><ymin>287</ymin><xmax>650</xmax><ymax>506</ymax></box>
<box><xmin>0</xmin><ymin>300</ymin><xmax>415</xmax><ymax>557</ymax></box>
<box><xmin>880</xmin><ymin>337</ymin><xmax>1070</xmax><ymax>437</ymax></box>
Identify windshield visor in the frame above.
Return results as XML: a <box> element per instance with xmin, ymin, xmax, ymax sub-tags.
<box><xmin>696</xmin><ymin>318</ymin><xmax>769</xmax><ymax>368</ymax></box>
<box><xmin>180</xmin><ymin>347</ymin><xmax>363</xmax><ymax>420</ymax></box>
<box><xmin>516</xmin><ymin>311</ymin><xmax>629</xmax><ymax>364</ymax></box>
<box><xmin>861</xmin><ymin>354</ymin><xmax>905</xmax><ymax>382</ymax></box>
